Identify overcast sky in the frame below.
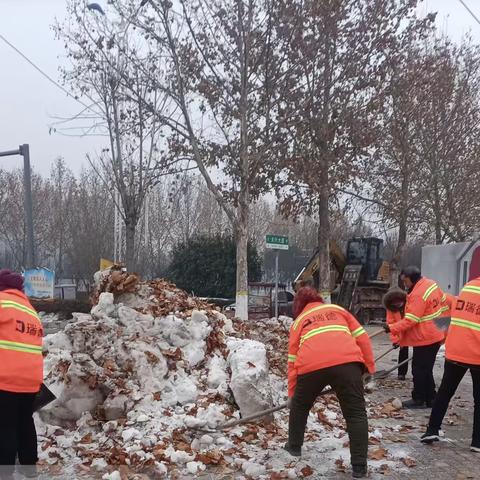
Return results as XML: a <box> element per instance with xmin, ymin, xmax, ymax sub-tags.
<box><xmin>1</xmin><ymin>0</ymin><xmax>479</xmax><ymax>176</ymax></box>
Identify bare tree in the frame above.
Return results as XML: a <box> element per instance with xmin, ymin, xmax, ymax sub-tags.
<box><xmin>275</xmin><ymin>0</ymin><xmax>434</xmax><ymax>298</ymax></box>
<box><xmin>110</xmin><ymin>0</ymin><xmax>288</xmax><ymax>318</ymax></box>
<box><xmin>55</xmin><ymin>2</ymin><xmax>181</xmax><ymax>269</ymax></box>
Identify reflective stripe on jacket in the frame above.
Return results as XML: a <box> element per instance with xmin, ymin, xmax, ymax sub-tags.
<box><xmin>445</xmin><ymin>278</ymin><xmax>480</xmax><ymax>365</ymax></box>
<box><xmin>389</xmin><ymin>278</ymin><xmax>446</xmax><ymax>347</ymax></box>
<box><xmin>0</xmin><ymin>289</ymin><xmax>43</xmax><ymax>393</ymax></box>
<box><xmin>287</xmin><ymin>302</ymin><xmax>375</xmax><ymax>397</ymax></box>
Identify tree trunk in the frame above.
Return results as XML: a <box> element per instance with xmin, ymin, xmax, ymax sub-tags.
<box><xmin>390</xmin><ymin>219</ymin><xmax>407</xmax><ymax>287</ymax></box>
<box><xmin>318</xmin><ymin>167</ymin><xmax>331</xmax><ymax>302</ymax></box>
<box><xmin>391</xmin><ymin>173</ymin><xmax>409</xmax><ymax>287</ymax></box>
<box><xmin>125</xmin><ymin>220</ymin><xmax>136</xmax><ymax>271</ymax></box>
<box><xmin>235</xmin><ymin>204</ymin><xmax>249</xmax><ymax>320</ymax></box>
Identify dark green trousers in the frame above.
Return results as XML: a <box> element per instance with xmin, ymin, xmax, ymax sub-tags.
<box><xmin>288</xmin><ymin>362</ymin><xmax>368</xmax><ymax>467</ymax></box>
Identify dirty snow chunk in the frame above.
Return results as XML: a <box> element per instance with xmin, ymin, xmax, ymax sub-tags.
<box><xmin>91</xmin><ymin>458</ymin><xmax>108</xmax><ymax>471</ymax></box>
<box><xmin>104</xmin><ymin>395</ymin><xmax>128</xmax><ymax>421</ymax></box>
<box><xmin>165</xmin><ymin>446</ymin><xmax>195</xmax><ymax>464</ymax></box>
<box><xmin>102</xmin><ymin>472</ymin><xmax>121</xmax><ymax>480</ymax></box>
<box><xmin>191</xmin><ymin>310</ymin><xmax>209</xmax><ymax>324</ymax></box>
<box><xmin>44</xmin><ymin>332</ymin><xmax>72</xmax><ymax>352</ymax></box>
<box><xmin>184</xmin><ymin>417</ymin><xmax>207</xmax><ymax>429</ymax></box>
<box><xmin>242</xmin><ymin>461</ymin><xmax>266</xmax><ymax>478</ymax></box>
<box><xmin>200</xmin><ymin>434</ymin><xmax>214</xmax><ymax>445</ymax></box>
<box><xmin>155</xmin><ymin>462</ymin><xmax>168</xmax><ymax>476</ymax></box>
<box><xmin>91</xmin><ymin>292</ymin><xmax>116</xmax><ymax>319</ymax></box>
<box><xmin>122</xmin><ymin>428</ymin><xmax>141</xmax><ymax>443</ymax></box>
<box><xmin>182</xmin><ymin>343</ymin><xmax>206</xmax><ymax>367</ymax></box>
<box><xmin>136</xmin><ymin>414</ymin><xmax>149</xmax><ymax>423</ymax></box>
<box><xmin>186</xmin><ymin>461</ymin><xmax>206</xmax><ymax>475</ymax></box>
<box><xmin>227</xmin><ymin>338</ymin><xmax>273</xmax><ymax>417</ymax></box>
<box><xmin>392</xmin><ymin>398</ymin><xmax>403</xmax><ymax>410</ymax></box>
<box><xmin>207</xmin><ymin>355</ymin><xmax>228</xmax><ymax>389</ymax></box>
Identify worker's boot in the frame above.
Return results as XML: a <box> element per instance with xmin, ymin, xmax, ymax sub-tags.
<box><xmin>352</xmin><ymin>464</ymin><xmax>367</xmax><ymax>478</ymax></box>
<box><xmin>283</xmin><ymin>442</ymin><xmax>301</xmax><ymax>457</ymax></box>
<box><xmin>402</xmin><ymin>398</ymin><xmax>427</xmax><ymax>409</ymax></box>
<box><xmin>420</xmin><ymin>428</ymin><xmax>440</xmax><ymax>444</ymax></box>
<box><xmin>471</xmin><ymin>443</ymin><xmax>480</xmax><ymax>453</ymax></box>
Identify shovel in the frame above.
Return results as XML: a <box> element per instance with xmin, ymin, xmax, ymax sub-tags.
<box><xmin>192</xmin><ymin>387</ymin><xmax>335</xmax><ymax>432</ymax></box>
<box><xmin>374</xmin><ymin>356</ymin><xmax>412</xmax><ymax>380</ymax></box>
<box><xmin>33</xmin><ymin>383</ymin><xmax>56</xmax><ymax>412</ymax></box>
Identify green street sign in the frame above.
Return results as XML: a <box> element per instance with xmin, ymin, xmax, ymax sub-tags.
<box><xmin>266</xmin><ymin>234</ymin><xmax>289</xmax><ymax>250</ymax></box>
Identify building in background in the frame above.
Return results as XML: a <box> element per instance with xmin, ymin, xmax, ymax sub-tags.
<box><xmin>421</xmin><ymin>239</ymin><xmax>480</xmax><ymax>295</ymax></box>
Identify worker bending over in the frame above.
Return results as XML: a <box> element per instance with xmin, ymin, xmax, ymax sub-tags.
<box><xmin>421</xmin><ymin>277</ymin><xmax>480</xmax><ymax>452</ymax></box>
<box><xmin>384</xmin><ymin>267</ymin><xmax>447</xmax><ymax>408</ymax></box>
<box><xmin>286</xmin><ymin>287</ymin><xmax>375</xmax><ymax>479</ymax></box>
<box><xmin>383</xmin><ymin>288</ymin><xmax>408</xmax><ymax>380</ymax></box>
<box><xmin>0</xmin><ymin>270</ymin><xmax>43</xmax><ymax>480</ymax></box>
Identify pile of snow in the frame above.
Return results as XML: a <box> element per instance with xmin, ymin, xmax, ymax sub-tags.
<box><xmin>36</xmin><ymin>274</ymin><xmax>417</xmax><ymax>479</ymax></box>
<box><xmin>38</xmin><ymin>273</ymin><xmax>278</xmax><ymax>477</ymax></box>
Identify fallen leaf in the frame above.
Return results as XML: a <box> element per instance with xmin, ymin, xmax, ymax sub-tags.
<box><xmin>79</xmin><ymin>433</ymin><xmax>93</xmax><ymax>444</ymax></box>
<box><xmin>401</xmin><ymin>457</ymin><xmax>416</xmax><ymax>468</ymax></box>
<box><xmin>335</xmin><ymin>458</ymin><xmax>347</xmax><ymax>472</ymax></box>
<box><xmin>300</xmin><ymin>465</ymin><xmax>314</xmax><ymax>477</ymax></box>
<box><xmin>378</xmin><ymin>463</ymin><xmax>391</xmax><ymax>475</ymax></box>
<box><xmin>368</xmin><ymin>447</ymin><xmax>388</xmax><ymax>460</ymax></box>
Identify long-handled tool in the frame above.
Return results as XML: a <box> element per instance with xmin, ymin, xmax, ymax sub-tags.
<box><xmin>374</xmin><ymin>345</ymin><xmax>398</xmax><ymax>363</ymax></box>
<box><xmin>193</xmin><ymin>387</ymin><xmax>335</xmax><ymax>432</ymax></box>
<box><xmin>191</xmin><ymin>329</ymin><xmax>386</xmax><ymax>432</ymax></box>
<box><xmin>369</xmin><ymin>328</ymin><xmax>385</xmax><ymax>340</ymax></box>
<box><xmin>374</xmin><ymin>356</ymin><xmax>412</xmax><ymax>380</ymax></box>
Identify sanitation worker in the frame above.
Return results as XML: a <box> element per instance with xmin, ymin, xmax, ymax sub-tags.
<box><xmin>0</xmin><ymin>270</ymin><xmax>43</xmax><ymax>479</ymax></box>
<box><xmin>285</xmin><ymin>287</ymin><xmax>375</xmax><ymax>479</ymax></box>
<box><xmin>383</xmin><ymin>288</ymin><xmax>408</xmax><ymax>380</ymax></box>
<box><xmin>421</xmin><ymin>277</ymin><xmax>479</xmax><ymax>452</ymax></box>
<box><xmin>383</xmin><ymin>267</ymin><xmax>446</xmax><ymax>409</ymax></box>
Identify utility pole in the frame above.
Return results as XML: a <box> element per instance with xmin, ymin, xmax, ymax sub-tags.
<box><xmin>0</xmin><ymin>144</ymin><xmax>35</xmax><ymax>268</ymax></box>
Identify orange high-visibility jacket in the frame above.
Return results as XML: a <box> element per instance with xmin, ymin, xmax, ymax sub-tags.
<box><xmin>445</xmin><ymin>278</ymin><xmax>480</xmax><ymax>365</ymax></box>
<box><xmin>389</xmin><ymin>278</ymin><xmax>446</xmax><ymax>347</ymax></box>
<box><xmin>0</xmin><ymin>289</ymin><xmax>43</xmax><ymax>393</ymax></box>
<box><xmin>386</xmin><ymin>310</ymin><xmax>403</xmax><ymax>346</ymax></box>
<box><xmin>442</xmin><ymin>293</ymin><xmax>457</xmax><ymax>316</ymax></box>
<box><xmin>287</xmin><ymin>302</ymin><xmax>375</xmax><ymax>397</ymax></box>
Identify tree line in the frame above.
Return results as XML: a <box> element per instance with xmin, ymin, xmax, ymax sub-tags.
<box><xmin>5</xmin><ymin>0</ymin><xmax>480</xmax><ymax>318</ymax></box>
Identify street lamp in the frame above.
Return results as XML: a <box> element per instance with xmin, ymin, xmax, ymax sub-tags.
<box><xmin>0</xmin><ymin>144</ymin><xmax>35</xmax><ymax>268</ymax></box>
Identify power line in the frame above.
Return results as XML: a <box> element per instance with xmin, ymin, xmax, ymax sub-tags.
<box><xmin>0</xmin><ymin>32</ymin><xmax>95</xmax><ymax>112</ymax></box>
<box><xmin>457</xmin><ymin>0</ymin><xmax>480</xmax><ymax>27</ymax></box>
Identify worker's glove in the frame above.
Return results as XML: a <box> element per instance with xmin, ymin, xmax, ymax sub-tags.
<box><xmin>393</xmin><ymin>343</ymin><xmax>400</xmax><ymax>349</ymax></box>
<box><xmin>383</xmin><ymin>323</ymin><xmax>390</xmax><ymax>333</ymax></box>
<box><xmin>286</xmin><ymin>398</ymin><xmax>293</xmax><ymax>409</ymax></box>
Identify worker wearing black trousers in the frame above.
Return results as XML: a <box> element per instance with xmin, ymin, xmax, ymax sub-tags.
<box><xmin>398</xmin><ymin>347</ymin><xmax>409</xmax><ymax>380</ymax></box>
<box><xmin>422</xmin><ymin>360</ymin><xmax>480</xmax><ymax>449</ymax></box>
<box><xmin>289</xmin><ymin>363</ymin><xmax>368</xmax><ymax>472</ymax></box>
<box><xmin>411</xmin><ymin>342</ymin><xmax>442</xmax><ymax>406</ymax></box>
<box><xmin>0</xmin><ymin>391</ymin><xmax>38</xmax><ymax>479</ymax></box>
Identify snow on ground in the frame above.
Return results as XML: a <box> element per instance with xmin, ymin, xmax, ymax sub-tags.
<box><xmin>36</xmin><ymin>273</ymin><xmax>418</xmax><ymax>479</ymax></box>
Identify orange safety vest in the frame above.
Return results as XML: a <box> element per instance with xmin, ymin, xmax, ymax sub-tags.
<box><xmin>287</xmin><ymin>302</ymin><xmax>375</xmax><ymax>397</ymax></box>
<box><xmin>0</xmin><ymin>289</ymin><xmax>43</xmax><ymax>393</ymax></box>
<box><xmin>389</xmin><ymin>278</ymin><xmax>446</xmax><ymax>347</ymax></box>
<box><xmin>445</xmin><ymin>278</ymin><xmax>480</xmax><ymax>365</ymax></box>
